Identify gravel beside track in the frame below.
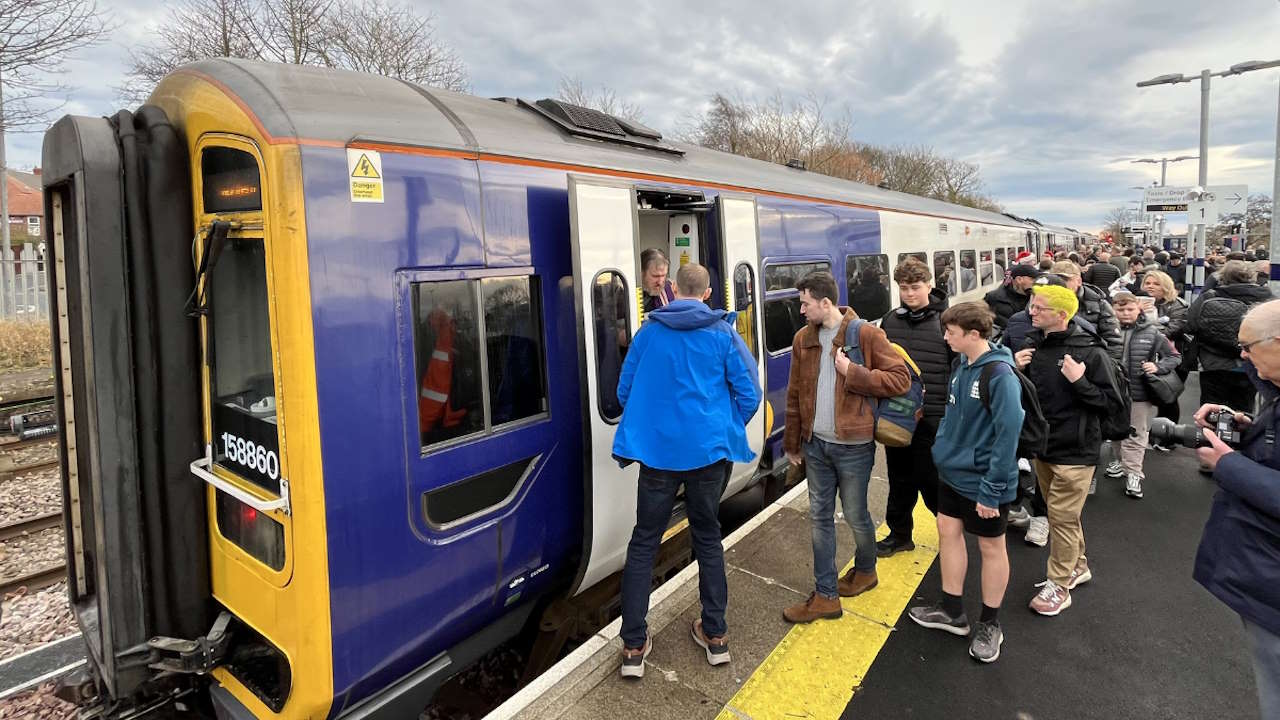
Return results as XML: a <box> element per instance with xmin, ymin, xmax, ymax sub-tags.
<box><xmin>0</xmin><ymin>682</ymin><xmax>76</xmax><ymax>719</ymax></box>
<box><xmin>0</xmin><ymin>442</ymin><xmax>57</xmax><ymax>469</ymax></box>
<box><xmin>0</xmin><ymin>528</ymin><xmax>63</xmax><ymax>581</ymax></box>
<box><xmin>0</xmin><ymin>582</ymin><xmax>76</xmax><ymax>662</ymax></box>
<box><xmin>0</xmin><ymin>468</ymin><xmax>61</xmax><ymax>526</ymax></box>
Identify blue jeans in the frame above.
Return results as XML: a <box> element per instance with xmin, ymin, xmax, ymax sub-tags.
<box><xmin>805</xmin><ymin>437</ymin><xmax>877</xmax><ymax>598</ymax></box>
<box><xmin>1245</xmin><ymin>617</ymin><xmax>1280</xmax><ymax>720</ymax></box>
<box><xmin>620</xmin><ymin>461</ymin><xmax>730</xmax><ymax>648</ymax></box>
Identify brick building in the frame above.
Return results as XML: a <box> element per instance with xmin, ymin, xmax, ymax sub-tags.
<box><xmin>7</xmin><ymin>168</ymin><xmax>43</xmax><ymax>246</ymax></box>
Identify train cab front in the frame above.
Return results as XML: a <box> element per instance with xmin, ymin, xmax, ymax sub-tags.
<box><xmin>41</xmin><ymin>75</ymin><xmax>334</xmax><ymax>718</ymax></box>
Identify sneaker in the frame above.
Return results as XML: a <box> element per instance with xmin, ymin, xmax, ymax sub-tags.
<box><xmin>691</xmin><ymin>619</ymin><xmax>730</xmax><ymax>666</ymax></box>
<box><xmin>968</xmin><ymin>620</ymin><xmax>1004</xmax><ymax>663</ymax></box>
<box><xmin>907</xmin><ymin>603</ymin><xmax>971</xmax><ymax>636</ymax></box>
<box><xmin>837</xmin><ymin>568</ymin><xmax>879</xmax><ymax>597</ymax></box>
<box><xmin>1029</xmin><ymin>580</ymin><xmax>1072</xmax><ymax>616</ymax></box>
<box><xmin>1089</xmin><ymin>475</ymin><xmax>1097</xmax><ymax>495</ymax></box>
<box><xmin>1125</xmin><ymin>473</ymin><xmax>1144</xmax><ymax>499</ymax></box>
<box><xmin>1008</xmin><ymin>506</ymin><xmax>1030</xmax><ymax>529</ymax></box>
<box><xmin>1018</xmin><ymin>458</ymin><xmax>1032</xmax><ymax>474</ymax></box>
<box><xmin>783</xmin><ymin>592</ymin><xmax>843</xmax><ymax>623</ymax></box>
<box><xmin>1025</xmin><ymin>516</ymin><xmax>1049</xmax><ymax>547</ymax></box>
<box><xmin>1068</xmin><ymin>556</ymin><xmax>1092</xmax><ymax>589</ymax></box>
<box><xmin>876</xmin><ymin>537</ymin><xmax>915</xmax><ymax>558</ymax></box>
<box><xmin>619</xmin><ymin>636</ymin><xmax>651</xmax><ymax>678</ymax></box>
<box><xmin>1105</xmin><ymin>461</ymin><xmax>1125</xmax><ymax>478</ymax></box>
<box><xmin>1151</xmin><ymin>442</ymin><xmax>1172</xmax><ymax>453</ymax></box>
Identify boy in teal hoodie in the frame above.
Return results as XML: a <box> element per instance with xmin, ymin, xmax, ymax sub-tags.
<box><xmin>908</xmin><ymin>301</ymin><xmax>1023</xmax><ymax>664</ymax></box>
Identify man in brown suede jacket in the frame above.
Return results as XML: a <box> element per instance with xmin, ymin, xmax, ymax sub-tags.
<box><xmin>782</xmin><ymin>270</ymin><xmax>910</xmax><ymax>623</ymax></box>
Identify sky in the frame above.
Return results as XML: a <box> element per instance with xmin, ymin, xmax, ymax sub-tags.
<box><xmin>10</xmin><ymin>0</ymin><xmax>1280</xmax><ymax>235</ymax></box>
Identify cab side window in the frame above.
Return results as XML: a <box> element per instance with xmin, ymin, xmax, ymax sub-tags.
<box><xmin>763</xmin><ymin>261</ymin><xmax>830</xmax><ymax>353</ymax></box>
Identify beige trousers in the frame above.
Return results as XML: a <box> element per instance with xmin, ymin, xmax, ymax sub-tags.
<box><xmin>1119</xmin><ymin>401</ymin><xmax>1155</xmax><ymax>478</ymax></box>
<box><xmin>1033</xmin><ymin>460</ymin><xmax>1094</xmax><ymax>587</ymax></box>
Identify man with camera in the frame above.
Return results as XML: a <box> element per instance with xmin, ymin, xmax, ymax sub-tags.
<box><xmin>1192</xmin><ymin>299</ymin><xmax>1280</xmax><ymax>720</ymax></box>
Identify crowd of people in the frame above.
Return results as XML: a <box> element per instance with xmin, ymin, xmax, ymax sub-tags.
<box><xmin>603</xmin><ymin>242</ymin><xmax>1278</xmax><ymax>718</ymax></box>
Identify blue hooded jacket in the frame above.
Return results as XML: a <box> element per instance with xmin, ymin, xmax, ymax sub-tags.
<box><xmin>931</xmin><ymin>343</ymin><xmax>1024</xmax><ymax>508</ymax></box>
<box><xmin>612</xmin><ymin>299</ymin><xmax>762</xmax><ymax>471</ymax></box>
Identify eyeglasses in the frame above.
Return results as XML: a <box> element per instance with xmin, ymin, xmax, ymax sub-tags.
<box><xmin>1238</xmin><ymin>336</ymin><xmax>1280</xmax><ymax>354</ymax></box>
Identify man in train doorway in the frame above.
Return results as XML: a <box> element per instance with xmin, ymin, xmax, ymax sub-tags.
<box><xmin>782</xmin><ymin>270</ymin><xmax>910</xmax><ymax>623</ymax></box>
<box><xmin>612</xmin><ymin>263</ymin><xmax>761</xmax><ymax>679</ymax></box>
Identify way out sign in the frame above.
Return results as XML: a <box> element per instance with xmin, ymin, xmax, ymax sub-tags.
<box><xmin>347</xmin><ymin>149</ymin><xmax>384</xmax><ymax>203</ymax></box>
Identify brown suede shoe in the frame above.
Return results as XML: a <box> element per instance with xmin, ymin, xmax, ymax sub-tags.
<box><xmin>783</xmin><ymin>592</ymin><xmax>843</xmax><ymax>623</ymax></box>
<box><xmin>837</xmin><ymin>568</ymin><xmax>879</xmax><ymax>597</ymax></box>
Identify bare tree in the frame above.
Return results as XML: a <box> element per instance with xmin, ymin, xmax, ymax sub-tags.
<box><xmin>0</xmin><ymin>0</ymin><xmax>113</xmax><ymax>249</ymax></box>
<box><xmin>556</xmin><ymin>76</ymin><xmax>644</xmax><ymax>121</ymax></box>
<box><xmin>122</xmin><ymin>0</ymin><xmax>468</xmax><ymax>103</ymax></box>
<box><xmin>323</xmin><ymin>0</ymin><xmax>467</xmax><ymax>91</ymax></box>
<box><xmin>933</xmin><ymin>157</ymin><xmax>983</xmax><ymax>204</ymax></box>
<box><xmin>1101</xmin><ymin>205</ymin><xmax>1132</xmax><ymax>243</ymax></box>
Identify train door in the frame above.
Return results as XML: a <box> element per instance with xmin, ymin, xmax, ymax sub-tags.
<box><xmin>716</xmin><ymin>195</ymin><xmax>765</xmax><ymax>496</ymax></box>
<box><xmin>567</xmin><ymin>176</ymin><xmax>641</xmax><ymax>592</ymax></box>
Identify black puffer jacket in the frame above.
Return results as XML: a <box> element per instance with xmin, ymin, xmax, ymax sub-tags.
<box><xmin>982</xmin><ymin>284</ymin><xmax>1029</xmax><ymax>329</ymax></box>
<box><xmin>1077</xmin><ymin>282</ymin><xmax>1123</xmax><ymax>359</ymax></box>
<box><xmin>1024</xmin><ymin>322</ymin><xmax>1116</xmax><ymax>466</ymax></box>
<box><xmin>1154</xmin><ymin>296</ymin><xmax>1189</xmax><ymax>351</ymax></box>
<box><xmin>1188</xmin><ymin>282</ymin><xmax>1274</xmax><ymax>371</ymax></box>
<box><xmin>1083</xmin><ymin>261</ymin><xmax>1120</xmax><ymax>290</ymax></box>
<box><xmin>1118</xmin><ymin>315</ymin><xmax>1179</xmax><ymax>403</ymax></box>
<box><xmin>880</xmin><ymin>289</ymin><xmax>953</xmax><ymax>420</ymax></box>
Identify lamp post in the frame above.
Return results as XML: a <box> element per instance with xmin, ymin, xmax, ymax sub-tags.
<box><xmin>1130</xmin><ymin>156</ymin><xmax>1197</xmax><ymax>186</ymax></box>
<box><xmin>1137</xmin><ymin>59</ymin><xmax>1280</xmax><ymax>297</ymax></box>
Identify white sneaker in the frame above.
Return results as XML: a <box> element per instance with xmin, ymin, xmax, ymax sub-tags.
<box><xmin>1008</xmin><ymin>506</ymin><xmax>1031</xmax><ymax>529</ymax></box>
<box><xmin>1104</xmin><ymin>461</ymin><xmax>1124</xmax><ymax>478</ymax></box>
<box><xmin>1018</xmin><ymin>458</ymin><xmax>1032</xmax><ymax>474</ymax></box>
<box><xmin>1025</xmin><ymin>516</ymin><xmax>1048</xmax><ymax>547</ymax></box>
<box><xmin>1125</xmin><ymin>474</ymin><xmax>1144</xmax><ymax>499</ymax></box>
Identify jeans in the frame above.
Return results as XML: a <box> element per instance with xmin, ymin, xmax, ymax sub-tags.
<box><xmin>1245</xmin><ymin>617</ymin><xmax>1280</xmax><ymax>720</ymax></box>
<box><xmin>884</xmin><ymin>417</ymin><xmax>940</xmax><ymax>542</ymax></box>
<box><xmin>620</xmin><ymin>460</ymin><xmax>730</xmax><ymax>648</ymax></box>
<box><xmin>805</xmin><ymin>437</ymin><xmax>877</xmax><ymax>598</ymax></box>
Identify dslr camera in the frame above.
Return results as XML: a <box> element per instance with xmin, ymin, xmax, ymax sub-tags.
<box><xmin>1149</xmin><ymin>410</ymin><xmax>1244</xmax><ymax>449</ymax></box>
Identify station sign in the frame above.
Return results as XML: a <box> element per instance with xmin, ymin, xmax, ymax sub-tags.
<box><xmin>1143</xmin><ymin>186</ymin><xmax>1190</xmax><ymax>213</ymax></box>
<box><xmin>1188</xmin><ymin>184</ymin><xmax>1249</xmax><ymax>226</ymax></box>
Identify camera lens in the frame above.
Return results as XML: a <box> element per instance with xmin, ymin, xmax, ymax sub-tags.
<box><xmin>1148</xmin><ymin>418</ymin><xmax>1207</xmax><ymax>449</ymax></box>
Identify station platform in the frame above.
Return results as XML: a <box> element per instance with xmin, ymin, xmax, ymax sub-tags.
<box><xmin>489</xmin><ymin>390</ymin><xmax>1262</xmax><ymax>720</ymax></box>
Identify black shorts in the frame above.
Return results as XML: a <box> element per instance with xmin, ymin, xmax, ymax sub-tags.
<box><xmin>937</xmin><ymin>482</ymin><xmax>1011</xmax><ymax>538</ymax></box>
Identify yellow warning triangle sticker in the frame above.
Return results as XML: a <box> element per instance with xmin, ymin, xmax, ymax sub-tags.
<box><xmin>351</xmin><ymin>154</ymin><xmax>381</xmax><ymax>179</ymax></box>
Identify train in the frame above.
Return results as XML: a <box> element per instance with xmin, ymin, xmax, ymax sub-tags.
<box><xmin>42</xmin><ymin>58</ymin><xmax>1084</xmax><ymax>719</ymax></box>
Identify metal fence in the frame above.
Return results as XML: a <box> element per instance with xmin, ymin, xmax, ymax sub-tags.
<box><xmin>0</xmin><ymin>243</ymin><xmax>49</xmax><ymax>321</ymax></box>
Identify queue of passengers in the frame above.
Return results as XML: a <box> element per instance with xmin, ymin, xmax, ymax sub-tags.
<box><xmin>606</xmin><ymin>250</ymin><xmax>1278</xmax><ymax>719</ymax></box>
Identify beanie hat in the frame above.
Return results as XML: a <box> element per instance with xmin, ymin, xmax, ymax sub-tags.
<box><xmin>1032</xmin><ymin>284</ymin><xmax>1079</xmax><ymax>320</ymax></box>
<box><xmin>1009</xmin><ymin>264</ymin><xmax>1040</xmax><ymax>279</ymax></box>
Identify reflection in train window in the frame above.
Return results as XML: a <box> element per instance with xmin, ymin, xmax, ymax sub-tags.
<box><xmin>959</xmin><ymin>249</ymin><xmax>978</xmax><ymax>292</ymax></box>
<box><xmin>846</xmin><ymin>254</ymin><xmax>890</xmax><ymax>321</ymax></box>
<box><xmin>980</xmin><ymin>249</ymin><xmax>995</xmax><ymax>286</ymax></box>
<box><xmin>592</xmin><ymin>271</ymin><xmax>631</xmax><ymax>423</ymax></box>
<box><xmin>933</xmin><ymin>251</ymin><xmax>957</xmax><ymax>296</ymax></box>
<box><xmin>764</xmin><ymin>296</ymin><xmax>805</xmax><ymax>354</ymax></box>
<box><xmin>763</xmin><ymin>261</ymin><xmax>830</xmax><ymax>291</ymax></box>
<box><xmin>482</xmin><ymin>276</ymin><xmax>547</xmax><ymax>426</ymax></box>
<box><xmin>733</xmin><ymin>263</ymin><xmax>759</xmax><ymax>358</ymax></box>
<box><xmin>413</xmin><ymin>281</ymin><xmax>485</xmax><ymax>447</ymax></box>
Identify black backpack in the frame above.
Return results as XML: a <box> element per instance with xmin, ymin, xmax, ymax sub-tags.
<box><xmin>972</xmin><ymin>361</ymin><xmax>1049</xmax><ymax>459</ymax></box>
<box><xmin>1096</xmin><ymin>354</ymin><xmax>1133</xmax><ymax>441</ymax></box>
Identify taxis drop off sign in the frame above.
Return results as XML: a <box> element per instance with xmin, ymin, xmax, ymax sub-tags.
<box><xmin>348</xmin><ymin>148</ymin><xmax>384</xmax><ymax>203</ymax></box>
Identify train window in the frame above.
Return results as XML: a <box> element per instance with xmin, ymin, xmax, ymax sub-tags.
<box><xmin>764</xmin><ymin>261</ymin><xmax>830</xmax><ymax>291</ymax></box>
<box><xmin>413</xmin><ymin>280</ymin><xmax>485</xmax><ymax>447</ymax></box>
<box><xmin>482</xmin><ymin>277</ymin><xmax>547</xmax><ymax>426</ymax></box>
<box><xmin>980</xmin><ymin>250</ymin><xmax>995</xmax><ymax>286</ymax></box>
<box><xmin>209</xmin><ymin>237</ymin><xmax>281</xmax><ymax>495</ymax></box>
<box><xmin>592</xmin><ymin>271</ymin><xmax>630</xmax><ymax>423</ymax></box>
<box><xmin>763</xmin><ymin>296</ymin><xmax>804</xmax><ymax>354</ymax></box>
<box><xmin>897</xmin><ymin>251</ymin><xmax>928</xmax><ymax>266</ymax></box>
<box><xmin>215</xmin><ymin>491</ymin><xmax>284</xmax><ymax>571</ymax></box>
<box><xmin>958</xmin><ymin>250</ymin><xmax>977</xmax><ymax>292</ymax></box>
<box><xmin>423</xmin><ymin>455</ymin><xmax>538</xmax><ymax>528</ymax></box>
<box><xmin>733</xmin><ymin>263</ymin><xmax>759</xmax><ymax>358</ymax></box>
<box><xmin>995</xmin><ymin>247</ymin><xmax>1006</xmax><ymax>275</ymax></box>
<box><xmin>202</xmin><ymin>147</ymin><xmax>262</xmax><ymax>213</ymax></box>
<box><xmin>846</xmin><ymin>254</ymin><xmax>890</xmax><ymax>321</ymax></box>
<box><xmin>933</xmin><ymin>251</ymin><xmax>957</xmax><ymax>296</ymax></box>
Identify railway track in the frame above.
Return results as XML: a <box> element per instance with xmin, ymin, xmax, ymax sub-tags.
<box><xmin>0</xmin><ymin>563</ymin><xmax>66</xmax><ymax>596</ymax></box>
<box><xmin>0</xmin><ymin>512</ymin><xmax>62</xmax><ymax>542</ymax></box>
<box><xmin>0</xmin><ymin>436</ymin><xmax>57</xmax><ymax>454</ymax></box>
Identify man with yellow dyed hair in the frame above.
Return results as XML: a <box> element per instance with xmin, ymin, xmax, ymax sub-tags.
<box><xmin>1015</xmin><ymin>284</ymin><xmax>1121</xmax><ymax>616</ymax></box>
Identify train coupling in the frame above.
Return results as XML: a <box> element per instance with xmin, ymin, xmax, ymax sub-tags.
<box><xmin>147</xmin><ymin>611</ymin><xmax>233</xmax><ymax>674</ymax></box>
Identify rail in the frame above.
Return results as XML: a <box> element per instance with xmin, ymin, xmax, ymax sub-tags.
<box><xmin>0</xmin><ymin>512</ymin><xmax>62</xmax><ymax>542</ymax></box>
<box><xmin>0</xmin><ymin>562</ymin><xmax>66</xmax><ymax>596</ymax></box>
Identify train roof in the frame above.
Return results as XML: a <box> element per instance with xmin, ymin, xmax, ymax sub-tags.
<box><xmin>167</xmin><ymin>59</ymin><xmax>1031</xmax><ymax>231</ymax></box>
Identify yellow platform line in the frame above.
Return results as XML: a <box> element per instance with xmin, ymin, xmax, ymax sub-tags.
<box><xmin>718</xmin><ymin>502</ymin><xmax>939</xmax><ymax>720</ymax></box>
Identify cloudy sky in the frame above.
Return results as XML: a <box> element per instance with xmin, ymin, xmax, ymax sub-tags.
<box><xmin>11</xmin><ymin>0</ymin><xmax>1280</xmax><ymax>233</ymax></box>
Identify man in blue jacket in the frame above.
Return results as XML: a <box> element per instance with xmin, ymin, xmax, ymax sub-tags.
<box><xmin>908</xmin><ymin>302</ymin><xmax>1023</xmax><ymax>664</ymax></box>
<box><xmin>1193</xmin><ymin>299</ymin><xmax>1280</xmax><ymax>719</ymax></box>
<box><xmin>612</xmin><ymin>263</ymin><xmax>761</xmax><ymax>679</ymax></box>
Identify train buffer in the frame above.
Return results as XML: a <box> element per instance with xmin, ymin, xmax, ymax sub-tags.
<box><xmin>487</xmin><ymin>433</ymin><xmax>1261</xmax><ymax>719</ymax></box>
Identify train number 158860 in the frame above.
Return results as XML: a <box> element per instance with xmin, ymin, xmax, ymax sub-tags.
<box><xmin>220</xmin><ymin>431</ymin><xmax>281</xmax><ymax>481</ymax></box>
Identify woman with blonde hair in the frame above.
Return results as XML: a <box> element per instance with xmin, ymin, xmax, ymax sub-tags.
<box><xmin>1141</xmin><ymin>270</ymin><xmax>1189</xmax><ymax>448</ymax></box>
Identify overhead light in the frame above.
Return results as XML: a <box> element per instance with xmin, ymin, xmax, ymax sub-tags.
<box><xmin>1137</xmin><ymin>73</ymin><xmax>1188</xmax><ymax>87</ymax></box>
<box><xmin>1227</xmin><ymin>60</ymin><xmax>1280</xmax><ymax>75</ymax></box>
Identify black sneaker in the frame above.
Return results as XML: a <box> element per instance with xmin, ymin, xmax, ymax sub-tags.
<box><xmin>691</xmin><ymin>619</ymin><xmax>730</xmax><ymax>666</ymax></box>
<box><xmin>968</xmin><ymin>621</ymin><xmax>1004</xmax><ymax>663</ymax></box>
<box><xmin>619</xmin><ymin>635</ymin><xmax>651</xmax><ymax>679</ymax></box>
<box><xmin>876</xmin><ymin>536</ymin><xmax>915</xmax><ymax>558</ymax></box>
<box><xmin>907</xmin><ymin>603</ymin><xmax>971</xmax><ymax>636</ymax></box>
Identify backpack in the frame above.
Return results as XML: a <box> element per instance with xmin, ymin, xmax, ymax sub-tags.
<box><xmin>1096</xmin><ymin>353</ymin><xmax>1133</xmax><ymax>441</ymax></box>
<box><xmin>843</xmin><ymin>319</ymin><xmax>925</xmax><ymax>447</ymax></box>
<box><xmin>1197</xmin><ymin>292</ymin><xmax>1255</xmax><ymax>355</ymax></box>
<box><xmin>959</xmin><ymin>360</ymin><xmax>1049</xmax><ymax>459</ymax></box>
